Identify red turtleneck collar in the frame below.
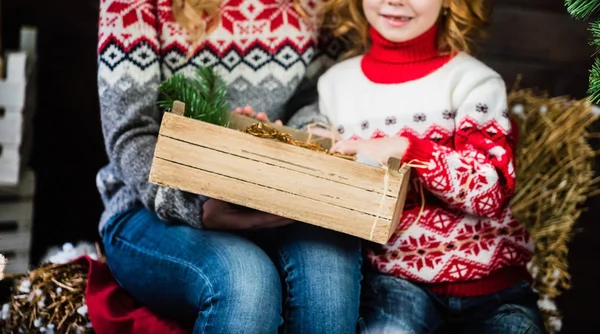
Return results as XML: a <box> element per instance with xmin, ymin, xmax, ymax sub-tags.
<box><xmin>361</xmin><ymin>25</ymin><xmax>453</xmax><ymax>84</ymax></box>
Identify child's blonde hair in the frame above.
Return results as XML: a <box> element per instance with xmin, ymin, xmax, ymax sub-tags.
<box><xmin>320</xmin><ymin>0</ymin><xmax>492</xmax><ymax>58</ymax></box>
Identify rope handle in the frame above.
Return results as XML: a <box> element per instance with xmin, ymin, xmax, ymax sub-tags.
<box><xmin>369</xmin><ymin>159</ymin><xmax>430</xmax><ymax>241</ymax></box>
<box><xmin>303</xmin><ymin>122</ymin><xmax>432</xmax><ymax>242</ymax></box>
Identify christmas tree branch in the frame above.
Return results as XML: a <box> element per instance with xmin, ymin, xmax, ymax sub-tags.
<box><xmin>566</xmin><ymin>0</ymin><xmax>600</xmax><ymax>20</ymax></box>
<box><xmin>588</xmin><ymin>58</ymin><xmax>600</xmax><ymax>103</ymax></box>
<box><xmin>157</xmin><ymin>67</ymin><xmax>230</xmax><ymax>127</ymax></box>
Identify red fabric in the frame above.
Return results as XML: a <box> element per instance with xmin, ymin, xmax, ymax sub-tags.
<box><xmin>427</xmin><ymin>266</ymin><xmax>532</xmax><ymax>297</ymax></box>
<box><xmin>78</xmin><ymin>256</ymin><xmax>192</xmax><ymax>334</ymax></box>
<box><xmin>361</xmin><ymin>25</ymin><xmax>452</xmax><ymax>84</ymax></box>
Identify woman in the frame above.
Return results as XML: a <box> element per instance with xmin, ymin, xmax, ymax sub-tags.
<box><xmin>96</xmin><ymin>0</ymin><xmax>362</xmax><ymax>333</ymax></box>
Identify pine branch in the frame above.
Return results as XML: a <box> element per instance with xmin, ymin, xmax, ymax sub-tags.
<box><xmin>566</xmin><ymin>0</ymin><xmax>600</xmax><ymax>21</ymax></box>
<box><xmin>590</xmin><ymin>19</ymin><xmax>600</xmax><ymax>49</ymax></box>
<box><xmin>157</xmin><ymin>67</ymin><xmax>230</xmax><ymax>127</ymax></box>
<box><xmin>588</xmin><ymin>57</ymin><xmax>600</xmax><ymax>104</ymax></box>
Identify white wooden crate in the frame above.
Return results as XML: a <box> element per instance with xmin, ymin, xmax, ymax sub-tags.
<box><xmin>0</xmin><ymin>108</ymin><xmax>24</xmax><ymax>144</ymax></box>
<box><xmin>0</xmin><ymin>170</ymin><xmax>35</xmax><ymax>273</ymax></box>
<box><xmin>0</xmin><ymin>27</ymin><xmax>37</xmax><ymax>185</ymax></box>
<box><xmin>0</xmin><ymin>142</ymin><xmax>21</xmax><ymax>186</ymax></box>
<box><xmin>0</xmin><ymin>52</ymin><xmax>27</xmax><ymax>109</ymax></box>
<box><xmin>0</xmin><ymin>52</ymin><xmax>26</xmax><ymax>185</ymax></box>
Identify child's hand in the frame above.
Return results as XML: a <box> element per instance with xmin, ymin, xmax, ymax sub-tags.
<box><xmin>330</xmin><ymin>137</ymin><xmax>409</xmax><ymax>164</ymax></box>
<box><xmin>234</xmin><ymin>105</ymin><xmax>283</xmax><ymax>125</ymax></box>
<box><xmin>309</xmin><ymin>127</ymin><xmax>341</xmax><ymax>141</ymax></box>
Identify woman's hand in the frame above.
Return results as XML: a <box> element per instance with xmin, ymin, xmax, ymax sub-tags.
<box><xmin>202</xmin><ymin>199</ymin><xmax>294</xmax><ymax>230</ymax></box>
<box><xmin>330</xmin><ymin>137</ymin><xmax>409</xmax><ymax>164</ymax></box>
<box><xmin>234</xmin><ymin>105</ymin><xmax>283</xmax><ymax>125</ymax></box>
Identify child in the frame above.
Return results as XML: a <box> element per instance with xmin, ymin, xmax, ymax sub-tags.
<box><xmin>318</xmin><ymin>0</ymin><xmax>545</xmax><ymax>333</ymax></box>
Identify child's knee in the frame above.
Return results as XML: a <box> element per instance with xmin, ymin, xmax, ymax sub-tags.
<box><xmin>493</xmin><ymin>304</ymin><xmax>544</xmax><ymax>334</ymax></box>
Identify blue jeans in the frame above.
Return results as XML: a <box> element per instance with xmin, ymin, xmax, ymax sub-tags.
<box><xmin>102</xmin><ymin>206</ymin><xmax>362</xmax><ymax>334</ymax></box>
<box><xmin>359</xmin><ymin>273</ymin><xmax>545</xmax><ymax>334</ymax></box>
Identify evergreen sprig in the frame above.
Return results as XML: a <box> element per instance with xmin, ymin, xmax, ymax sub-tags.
<box><xmin>590</xmin><ymin>19</ymin><xmax>600</xmax><ymax>48</ymax></box>
<box><xmin>588</xmin><ymin>58</ymin><xmax>600</xmax><ymax>103</ymax></box>
<box><xmin>566</xmin><ymin>0</ymin><xmax>600</xmax><ymax>20</ymax></box>
<box><xmin>157</xmin><ymin>67</ymin><xmax>230</xmax><ymax>127</ymax></box>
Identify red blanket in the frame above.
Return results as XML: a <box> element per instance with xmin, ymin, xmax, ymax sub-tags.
<box><xmin>78</xmin><ymin>256</ymin><xmax>192</xmax><ymax>334</ymax></box>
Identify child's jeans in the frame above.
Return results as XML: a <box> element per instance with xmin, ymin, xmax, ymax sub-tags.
<box><xmin>359</xmin><ymin>272</ymin><xmax>545</xmax><ymax>334</ymax></box>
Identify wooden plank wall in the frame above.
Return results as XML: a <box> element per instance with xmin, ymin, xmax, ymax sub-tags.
<box><xmin>481</xmin><ymin>0</ymin><xmax>594</xmax><ymax>98</ymax></box>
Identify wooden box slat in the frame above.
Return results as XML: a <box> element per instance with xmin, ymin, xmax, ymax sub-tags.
<box><xmin>150</xmin><ymin>112</ymin><xmax>409</xmax><ymax>244</ymax></box>
<box><xmin>155</xmin><ymin>137</ymin><xmax>398</xmax><ymax>218</ymax></box>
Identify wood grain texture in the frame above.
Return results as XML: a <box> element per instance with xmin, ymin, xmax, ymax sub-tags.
<box><xmin>479</xmin><ymin>2</ymin><xmax>594</xmax><ymax>99</ymax></box>
<box><xmin>150</xmin><ymin>113</ymin><xmax>410</xmax><ymax>243</ymax></box>
<box><xmin>482</xmin><ymin>6</ymin><xmax>592</xmax><ymax>63</ymax></box>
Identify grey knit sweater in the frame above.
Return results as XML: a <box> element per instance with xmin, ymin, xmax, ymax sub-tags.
<box><xmin>95</xmin><ymin>0</ymin><xmax>337</xmax><ymax>234</ymax></box>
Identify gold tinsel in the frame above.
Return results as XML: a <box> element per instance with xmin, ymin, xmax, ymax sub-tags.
<box><xmin>242</xmin><ymin>122</ymin><xmax>357</xmax><ymax>161</ymax></box>
<box><xmin>507</xmin><ymin>88</ymin><xmax>599</xmax><ymax>334</ymax></box>
<box><xmin>1</xmin><ymin>261</ymin><xmax>93</xmax><ymax>333</ymax></box>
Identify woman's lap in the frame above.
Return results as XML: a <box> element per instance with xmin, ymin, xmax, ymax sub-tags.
<box><xmin>102</xmin><ymin>206</ymin><xmax>362</xmax><ymax>333</ymax></box>
<box><xmin>102</xmin><ymin>206</ymin><xmax>283</xmax><ymax>333</ymax></box>
<box><xmin>260</xmin><ymin>222</ymin><xmax>362</xmax><ymax>333</ymax></box>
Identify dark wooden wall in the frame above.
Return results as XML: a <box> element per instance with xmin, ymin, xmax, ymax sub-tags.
<box><xmin>1</xmin><ymin>0</ymin><xmax>598</xmax><ymax>333</ymax></box>
<box><xmin>482</xmin><ymin>0</ymin><xmax>594</xmax><ymax>98</ymax></box>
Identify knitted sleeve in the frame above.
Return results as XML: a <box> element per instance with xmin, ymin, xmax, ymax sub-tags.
<box><xmin>285</xmin><ymin>76</ymin><xmax>330</xmax><ymax>129</ymax></box>
<box><xmin>402</xmin><ymin>76</ymin><xmax>515</xmax><ymax>219</ymax></box>
<box><xmin>286</xmin><ymin>45</ymin><xmax>339</xmax><ymax>129</ymax></box>
<box><xmin>97</xmin><ymin>0</ymin><xmax>207</xmax><ymax>228</ymax></box>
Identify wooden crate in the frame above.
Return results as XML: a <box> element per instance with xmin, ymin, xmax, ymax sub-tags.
<box><xmin>0</xmin><ymin>27</ymin><xmax>37</xmax><ymax>186</ymax></box>
<box><xmin>0</xmin><ymin>170</ymin><xmax>35</xmax><ymax>273</ymax></box>
<box><xmin>149</xmin><ymin>106</ymin><xmax>410</xmax><ymax>244</ymax></box>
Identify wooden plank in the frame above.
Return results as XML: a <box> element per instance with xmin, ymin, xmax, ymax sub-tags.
<box><xmin>154</xmin><ymin>136</ymin><xmax>397</xmax><ymax>218</ymax></box>
<box><xmin>481</xmin><ymin>6</ymin><xmax>593</xmax><ymax>63</ymax></box>
<box><xmin>495</xmin><ymin>0</ymin><xmax>570</xmax><ymax>11</ymax></box>
<box><xmin>150</xmin><ymin>158</ymin><xmax>396</xmax><ymax>243</ymax></box>
<box><xmin>0</xmin><ymin>231</ymin><xmax>31</xmax><ymax>252</ymax></box>
<box><xmin>0</xmin><ymin>169</ymin><xmax>34</xmax><ymax>199</ymax></box>
<box><xmin>158</xmin><ymin>113</ymin><xmax>403</xmax><ymax>195</ymax></box>
<box><xmin>0</xmin><ymin>201</ymin><xmax>33</xmax><ymax>231</ymax></box>
<box><xmin>172</xmin><ymin>100</ymin><xmax>185</xmax><ymax>116</ymax></box>
<box><xmin>483</xmin><ymin>57</ymin><xmax>593</xmax><ymax>98</ymax></box>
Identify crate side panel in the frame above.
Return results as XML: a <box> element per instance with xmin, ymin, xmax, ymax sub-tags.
<box><xmin>150</xmin><ymin>157</ymin><xmax>395</xmax><ymax>241</ymax></box>
<box><xmin>159</xmin><ymin>113</ymin><xmax>403</xmax><ymax>195</ymax></box>
<box><xmin>154</xmin><ymin>136</ymin><xmax>397</xmax><ymax>218</ymax></box>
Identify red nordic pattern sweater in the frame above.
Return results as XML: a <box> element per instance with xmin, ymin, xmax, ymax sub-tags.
<box><xmin>317</xmin><ymin>26</ymin><xmax>533</xmax><ymax>297</ymax></box>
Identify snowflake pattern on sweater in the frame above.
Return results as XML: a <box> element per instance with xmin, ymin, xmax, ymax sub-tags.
<box><xmin>318</xmin><ymin>53</ymin><xmax>534</xmax><ymax>296</ymax></box>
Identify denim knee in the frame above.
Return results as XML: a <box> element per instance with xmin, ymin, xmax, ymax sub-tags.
<box><xmin>102</xmin><ymin>207</ymin><xmax>284</xmax><ymax>334</ymax></box>
<box><xmin>274</xmin><ymin>224</ymin><xmax>362</xmax><ymax>333</ymax></box>
<box><xmin>196</xmin><ymin>254</ymin><xmax>283</xmax><ymax>334</ymax></box>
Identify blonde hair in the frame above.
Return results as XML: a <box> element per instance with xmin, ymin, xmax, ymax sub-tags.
<box><xmin>320</xmin><ymin>0</ymin><xmax>492</xmax><ymax>58</ymax></box>
<box><xmin>172</xmin><ymin>0</ymin><xmax>307</xmax><ymax>49</ymax></box>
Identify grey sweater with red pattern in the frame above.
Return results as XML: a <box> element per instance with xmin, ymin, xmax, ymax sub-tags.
<box><xmin>95</xmin><ymin>0</ymin><xmax>335</xmax><ymax>233</ymax></box>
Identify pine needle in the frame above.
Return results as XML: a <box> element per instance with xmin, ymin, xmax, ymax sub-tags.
<box><xmin>566</xmin><ymin>0</ymin><xmax>600</xmax><ymax>20</ymax></box>
<box><xmin>588</xmin><ymin>57</ymin><xmax>600</xmax><ymax>104</ymax></box>
<box><xmin>157</xmin><ymin>67</ymin><xmax>230</xmax><ymax>127</ymax></box>
<box><xmin>589</xmin><ymin>19</ymin><xmax>600</xmax><ymax>48</ymax></box>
